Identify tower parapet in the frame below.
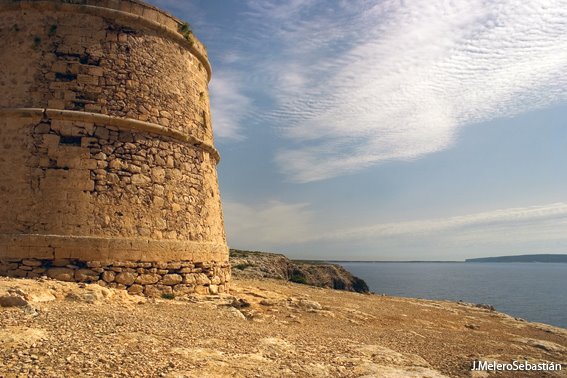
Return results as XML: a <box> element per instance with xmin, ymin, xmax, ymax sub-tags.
<box><xmin>0</xmin><ymin>0</ymin><xmax>230</xmax><ymax>296</ymax></box>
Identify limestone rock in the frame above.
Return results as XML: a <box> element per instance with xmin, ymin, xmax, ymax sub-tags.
<box><xmin>194</xmin><ymin>273</ymin><xmax>210</xmax><ymax>285</ymax></box>
<box><xmin>227</xmin><ymin>307</ymin><xmax>247</xmax><ymax>320</ymax></box>
<box><xmin>74</xmin><ymin>269</ymin><xmax>100</xmax><ymax>282</ymax></box>
<box><xmin>183</xmin><ymin>274</ymin><xmax>197</xmax><ymax>285</ymax></box>
<box><xmin>151</xmin><ymin>167</ymin><xmax>165</xmax><ymax>183</ymax></box>
<box><xmin>160</xmin><ymin>274</ymin><xmax>182</xmax><ymax>286</ymax></box>
<box><xmin>102</xmin><ymin>271</ymin><xmax>116</xmax><ymax>283</ymax></box>
<box><xmin>114</xmin><ymin>272</ymin><xmax>137</xmax><ymax>286</ymax></box>
<box><xmin>131</xmin><ymin>174</ymin><xmax>151</xmax><ymax>186</ymax></box>
<box><xmin>47</xmin><ymin>268</ymin><xmax>75</xmax><ymax>282</ymax></box>
<box><xmin>22</xmin><ymin>259</ymin><xmax>42</xmax><ymax>267</ymax></box>
<box><xmin>128</xmin><ymin>284</ymin><xmax>144</xmax><ymax>295</ymax></box>
<box><xmin>165</xmin><ymin>262</ymin><xmax>182</xmax><ymax>270</ymax></box>
<box><xmin>135</xmin><ymin>274</ymin><xmax>160</xmax><ymax>285</ymax></box>
<box><xmin>51</xmin><ymin>259</ymin><xmax>72</xmax><ymax>267</ymax></box>
<box><xmin>290</xmin><ymin>298</ymin><xmax>323</xmax><ymax>311</ymax></box>
<box><xmin>0</xmin><ymin>295</ymin><xmax>29</xmax><ymax>307</ymax></box>
<box><xmin>210</xmin><ymin>276</ymin><xmax>221</xmax><ymax>285</ymax></box>
<box><xmin>143</xmin><ymin>285</ymin><xmax>160</xmax><ymax>298</ymax></box>
<box><xmin>172</xmin><ymin>284</ymin><xmax>195</xmax><ymax>295</ymax></box>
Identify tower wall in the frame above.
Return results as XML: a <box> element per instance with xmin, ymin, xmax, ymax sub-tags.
<box><xmin>0</xmin><ymin>0</ymin><xmax>230</xmax><ymax>296</ymax></box>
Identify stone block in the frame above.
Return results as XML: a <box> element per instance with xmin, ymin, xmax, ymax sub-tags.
<box><xmin>143</xmin><ymin>285</ymin><xmax>159</xmax><ymax>298</ymax></box>
<box><xmin>131</xmin><ymin>174</ymin><xmax>151</xmax><ymax>186</ymax></box>
<box><xmin>87</xmin><ymin>261</ymin><xmax>102</xmax><ymax>268</ymax></box>
<box><xmin>77</xmin><ymin>74</ymin><xmax>99</xmax><ymax>85</ymax></box>
<box><xmin>195</xmin><ymin>273</ymin><xmax>210</xmax><ymax>285</ymax></box>
<box><xmin>102</xmin><ymin>271</ymin><xmax>116</xmax><ymax>283</ymax></box>
<box><xmin>5</xmin><ymin>270</ymin><xmax>27</xmax><ymax>278</ymax></box>
<box><xmin>183</xmin><ymin>274</ymin><xmax>196</xmax><ymax>285</ymax></box>
<box><xmin>42</xmin><ymin>134</ymin><xmax>60</xmax><ymax>148</ymax></box>
<box><xmin>0</xmin><ymin>262</ymin><xmax>19</xmax><ymax>271</ymax></box>
<box><xmin>51</xmin><ymin>61</ymin><xmax>68</xmax><ymax>73</ymax></box>
<box><xmin>173</xmin><ymin>284</ymin><xmax>195</xmax><ymax>295</ymax></box>
<box><xmin>160</xmin><ymin>274</ymin><xmax>183</xmax><ymax>286</ymax></box>
<box><xmin>88</xmin><ymin>66</ymin><xmax>104</xmax><ymax>77</ymax></box>
<box><xmin>48</xmin><ymin>99</ymin><xmax>66</xmax><ymax>109</ymax></box>
<box><xmin>128</xmin><ymin>284</ymin><xmax>144</xmax><ymax>295</ymax></box>
<box><xmin>135</xmin><ymin>274</ymin><xmax>160</xmax><ymax>285</ymax></box>
<box><xmin>52</xmin><ymin>259</ymin><xmax>72</xmax><ymax>267</ymax></box>
<box><xmin>75</xmin><ymin>269</ymin><xmax>100</xmax><ymax>282</ymax></box>
<box><xmin>210</xmin><ymin>276</ymin><xmax>222</xmax><ymax>285</ymax></box>
<box><xmin>115</xmin><ymin>272</ymin><xmax>137</xmax><ymax>285</ymax></box>
<box><xmin>157</xmin><ymin>285</ymin><xmax>173</xmax><ymax>295</ymax></box>
<box><xmin>194</xmin><ymin>285</ymin><xmax>209</xmax><ymax>295</ymax></box>
<box><xmin>47</xmin><ymin>267</ymin><xmax>75</xmax><ymax>282</ymax></box>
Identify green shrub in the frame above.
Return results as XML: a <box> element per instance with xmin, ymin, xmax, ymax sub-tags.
<box><xmin>161</xmin><ymin>293</ymin><xmax>175</xmax><ymax>300</ymax></box>
<box><xmin>289</xmin><ymin>274</ymin><xmax>307</xmax><ymax>285</ymax></box>
<box><xmin>234</xmin><ymin>263</ymin><xmax>251</xmax><ymax>271</ymax></box>
<box><xmin>178</xmin><ymin>22</ymin><xmax>192</xmax><ymax>41</ymax></box>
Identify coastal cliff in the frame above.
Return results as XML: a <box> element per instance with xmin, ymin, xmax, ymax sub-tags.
<box><xmin>229</xmin><ymin>249</ymin><xmax>369</xmax><ymax>293</ymax></box>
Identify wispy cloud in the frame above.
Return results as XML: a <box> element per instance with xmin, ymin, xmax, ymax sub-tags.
<box><xmin>223</xmin><ymin>201</ymin><xmax>567</xmax><ymax>251</ymax></box>
<box><xmin>209</xmin><ymin>71</ymin><xmax>252</xmax><ymax>140</ymax></box>
<box><xmin>151</xmin><ymin>0</ymin><xmax>567</xmax><ymax>180</ymax></box>
<box><xmin>223</xmin><ymin>200</ymin><xmax>315</xmax><ymax>249</ymax></box>
<box><xmin>313</xmin><ymin>202</ymin><xmax>567</xmax><ymax>244</ymax></box>
<box><xmin>240</xmin><ymin>0</ymin><xmax>567</xmax><ymax>182</ymax></box>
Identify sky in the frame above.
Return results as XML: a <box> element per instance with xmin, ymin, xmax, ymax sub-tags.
<box><xmin>148</xmin><ymin>0</ymin><xmax>567</xmax><ymax>261</ymax></box>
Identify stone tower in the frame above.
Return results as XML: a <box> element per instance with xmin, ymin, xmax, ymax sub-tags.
<box><xmin>0</xmin><ymin>0</ymin><xmax>230</xmax><ymax>296</ymax></box>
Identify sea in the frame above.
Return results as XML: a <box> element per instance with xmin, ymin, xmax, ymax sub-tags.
<box><xmin>337</xmin><ymin>262</ymin><xmax>567</xmax><ymax>329</ymax></box>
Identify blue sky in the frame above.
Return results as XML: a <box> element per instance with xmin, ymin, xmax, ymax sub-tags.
<box><xmin>148</xmin><ymin>0</ymin><xmax>567</xmax><ymax>260</ymax></box>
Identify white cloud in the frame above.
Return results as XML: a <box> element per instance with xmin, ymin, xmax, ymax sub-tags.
<box><xmin>209</xmin><ymin>71</ymin><xmax>252</xmax><ymax>140</ymax></box>
<box><xmin>223</xmin><ymin>200</ymin><xmax>316</xmax><ymax>248</ymax></box>
<box><xmin>243</xmin><ymin>0</ymin><xmax>567</xmax><ymax>182</ymax></box>
<box><xmin>222</xmin><ymin>200</ymin><xmax>567</xmax><ymax>252</ymax></box>
<box><xmin>310</xmin><ymin>202</ymin><xmax>567</xmax><ymax>246</ymax></box>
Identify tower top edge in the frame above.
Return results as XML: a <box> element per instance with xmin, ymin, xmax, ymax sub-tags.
<box><xmin>0</xmin><ymin>0</ymin><xmax>211</xmax><ymax>80</ymax></box>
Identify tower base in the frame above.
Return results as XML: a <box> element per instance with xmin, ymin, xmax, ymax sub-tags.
<box><xmin>0</xmin><ymin>258</ymin><xmax>230</xmax><ymax>296</ymax></box>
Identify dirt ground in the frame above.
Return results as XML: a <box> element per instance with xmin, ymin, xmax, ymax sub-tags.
<box><xmin>0</xmin><ymin>276</ymin><xmax>566</xmax><ymax>377</ymax></box>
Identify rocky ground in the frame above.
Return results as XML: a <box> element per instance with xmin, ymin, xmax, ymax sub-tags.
<box><xmin>0</xmin><ymin>276</ymin><xmax>566</xmax><ymax>377</ymax></box>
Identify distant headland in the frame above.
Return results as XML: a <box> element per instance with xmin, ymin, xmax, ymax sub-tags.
<box><xmin>466</xmin><ymin>254</ymin><xmax>567</xmax><ymax>263</ymax></box>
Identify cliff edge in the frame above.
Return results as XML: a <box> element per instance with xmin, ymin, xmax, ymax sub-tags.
<box><xmin>229</xmin><ymin>249</ymin><xmax>369</xmax><ymax>293</ymax></box>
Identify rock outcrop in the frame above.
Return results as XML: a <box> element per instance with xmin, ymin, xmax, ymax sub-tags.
<box><xmin>230</xmin><ymin>249</ymin><xmax>369</xmax><ymax>293</ymax></box>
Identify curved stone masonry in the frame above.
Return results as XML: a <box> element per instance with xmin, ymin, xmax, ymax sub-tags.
<box><xmin>0</xmin><ymin>258</ymin><xmax>229</xmax><ymax>296</ymax></box>
<box><xmin>0</xmin><ymin>0</ymin><xmax>230</xmax><ymax>296</ymax></box>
